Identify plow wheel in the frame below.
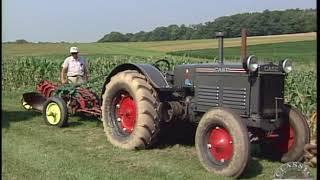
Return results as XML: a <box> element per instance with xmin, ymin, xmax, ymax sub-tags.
<box><xmin>261</xmin><ymin>105</ymin><xmax>310</xmax><ymax>162</ymax></box>
<box><xmin>195</xmin><ymin>108</ymin><xmax>250</xmax><ymax>178</ymax></box>
<box><xmin>101</xmin><ymin>70</ymin><xmax>160</xmax><ymax>150</ymax></box>
<box><xmin>43</xmin><ymin>96</ymin><xmax>68</xmax><ymax>127</ymax></box>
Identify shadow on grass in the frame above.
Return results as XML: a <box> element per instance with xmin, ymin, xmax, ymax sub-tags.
<box><xmin>2</xmin><ymin>110</ymin><xmax>41</xmax><ymax>129</ymax></box>
<box><xmin>67</xmin><ymin>121</ymin><xmax>84</xmax><ymax>127</ymax></box>
<box><xmin>249</xmin><ymin>143</ymin><xmax>284</xmax><ymax>162</ymax></box>
<box><xmin>240</xmin><ymin>158</ymin><xmax>263</xmax><ymax>179</ymax></box>
<box><xmin>67</xmin><ymin>113</ymin><xmax>101</xmax><ymax>127</ymax></box>
<box><xmin>1</xmin><ymin>110</ymin><xmax>101</xmax><ymax>129</ymax></box>
<box><xmin>155</xmin><ymin>121</ymin><xmax>197</xmax><ymax>148</ymax></box>
<box><xmin>251</xmin><ymin>148</ymin><xmax>283</xmax><ymax>162</ymax></box>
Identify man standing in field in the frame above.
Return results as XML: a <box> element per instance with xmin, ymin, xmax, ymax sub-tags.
<box><xmin>61</xmin><ymin>47</ymin><xmax>88</xmax><ymax>85</ymax></box>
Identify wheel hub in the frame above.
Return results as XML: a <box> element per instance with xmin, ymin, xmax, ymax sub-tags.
<box><xmin>208</xmin><ymin>127</ymin><xmax>233</xmax><ymax>162</ymax></box>
<box><xmin>116</xmin><ymin>93</ymin><xmax>137</xmax><ymax>134</ymax></box>
<box><xmin>46</xmin><ymin>102</ymin><xmax>61</xmax><ymax>125</ymax></box>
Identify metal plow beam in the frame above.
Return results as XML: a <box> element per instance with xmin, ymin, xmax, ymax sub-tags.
<box><xmin>21</xmin><ymin>92</ymin><xmax>47</xmax><ymax>112</ymax></box>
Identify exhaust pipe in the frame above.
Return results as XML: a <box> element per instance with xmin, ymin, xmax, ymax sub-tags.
<box><xmin>241</xmin><ymin>28</ymin><xmax>248</xmax><ymax>69</ymax></box>
<box><xmin>215</xmin><ymin>32</ymin><xmax>224</xmax><ymax>64</ymax></box>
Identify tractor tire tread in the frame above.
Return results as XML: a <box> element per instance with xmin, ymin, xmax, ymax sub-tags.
<box><xmin>195</xmin><ymin>108</ymin><xmax>250</xmax><ymax>178</ymax></box>
<box><xmin>102</xmin><ymin>70</ymin><xmax>160</xmax><ymax>150</ymax></box>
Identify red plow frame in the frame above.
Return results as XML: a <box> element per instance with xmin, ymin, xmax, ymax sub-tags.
<box><xmin>24</xmin><ymin>80</ymin><xmax>101</xmax><ymax>117</ymax></box>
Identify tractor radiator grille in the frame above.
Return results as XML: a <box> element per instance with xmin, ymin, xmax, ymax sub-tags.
<box><xmin>260</xmin><ymin>74</ymin><xmax>284</xmax><ymax>117</ymax></box>
<box><xmin>222</xmin><ymin>87</ymin><xmax>246</xmax><ymax>110</ymax></box>
<box><xmin>197</xmin><ymin>85</ymin><xmax>219</xmax><ymax>107</ymax></box>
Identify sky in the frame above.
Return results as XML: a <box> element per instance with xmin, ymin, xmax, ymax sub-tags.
<box><xmin>2</xmin><ymin>0</ymin><xmax>316</xmax><ymax>43</ymax></box>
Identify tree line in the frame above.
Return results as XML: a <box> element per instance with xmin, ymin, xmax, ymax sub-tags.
<box><xmin>97</xmin><ymin>8</ymin><xmax>316</xmax><ymax>42</ymax></box>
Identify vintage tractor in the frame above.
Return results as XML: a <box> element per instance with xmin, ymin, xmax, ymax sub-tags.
<box><xmin>22</xmin><ymin>29</ymin><xmax>310</xmax><ymax>178</ymax></box>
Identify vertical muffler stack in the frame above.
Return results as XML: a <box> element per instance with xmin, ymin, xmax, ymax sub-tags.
<box><xmin>215</xmin><ymin>32</ymin><xmax>224</xmax><ymax>64</ymax></box>
<box><xmin>241</xmin><ymin>28</ymin><xmax>248</xmax><ymax>69</ymax></box>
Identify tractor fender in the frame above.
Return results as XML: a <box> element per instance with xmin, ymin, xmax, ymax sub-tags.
<box><xmin>101</xmin><ymin>63</ymin><xmax>170</xmax><ymax>96</ymax></box>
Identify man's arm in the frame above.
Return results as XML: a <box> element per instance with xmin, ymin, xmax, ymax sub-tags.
<box><xmin>61</xmin><ymin>67</ymin><xmax>68</xmax><ymax>84</ymax></box>
<box><xmin>61</xmin><ymin>58</ymin><xmax>69</xmax><ymax>84</ymax></box>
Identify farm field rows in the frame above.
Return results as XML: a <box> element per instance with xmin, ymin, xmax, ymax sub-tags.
<box><xmin>2</xmin><ymin>32</ymin><xmax>316</xmax><ymax>56</ymax></box>
<box><xmin>2</xmin><ymin>33</ymin><xmax>317</xmax><ymax>179</ymax></box>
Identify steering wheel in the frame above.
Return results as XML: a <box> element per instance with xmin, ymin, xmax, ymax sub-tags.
<box><xmin>153</xmin><ymin>59</ymin><xmax>171</xmax><ymax>72</ymax></box>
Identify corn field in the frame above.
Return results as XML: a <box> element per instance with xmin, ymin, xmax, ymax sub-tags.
<box><xmin>1</xmin><ymin>55</ymin><xmax>199</xmax><ymax>90</ymax></box>
<box><xmin>2</xmin><ymin>55</ymin><xmax>316</xmax><ymax>138</ymax></box>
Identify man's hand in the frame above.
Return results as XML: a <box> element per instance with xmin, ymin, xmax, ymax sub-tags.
<box><xmin>61</xmin><ymin>79</ymin><xmax>68</xmax><ymax>84</ymax></box>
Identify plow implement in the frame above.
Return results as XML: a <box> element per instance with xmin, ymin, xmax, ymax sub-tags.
<box><xmin>22</xmin><ymin>80</ymin><xmax>59</xmax><ymax>111</ymax></box>
<box><xmin>22</xmin><ymin>92</ymin><xmax>47</xmax><ymax>111</ymax></box>
<box><xmin>22</xmin><ymin>80</ymin><xmax>101</xmax><ymax>127</ymax></box>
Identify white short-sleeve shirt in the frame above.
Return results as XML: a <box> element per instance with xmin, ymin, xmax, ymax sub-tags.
<box><xmin>62</xmin><ymin>56</ymin><xmax>87</xmax><ymax>77</ymax></box>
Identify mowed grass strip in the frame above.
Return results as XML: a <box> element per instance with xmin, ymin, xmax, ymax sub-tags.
<box><xmin>2</xmin><ymin>32</ymin><xmax>315</xmax><ymax>57</ymax></box>
<box><xmin>141</xmin><ymin>32</ymin><xmax>316</xmax><ymax>52</ymax></box>
<box><xmin>2</xmin><ymin>91</ymin><xmax>317</xmax><ymax>180</ymax></box>
<box><xmin>168</xmin><ymin>40</ymin><xmax>317</xmax><ymax>64</ymax></box>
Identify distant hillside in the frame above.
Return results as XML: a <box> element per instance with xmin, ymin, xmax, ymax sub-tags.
<box><xmin>98</xmin><ymin>8</ymin><xmax>316</xmax><ymax>42</ymax></box>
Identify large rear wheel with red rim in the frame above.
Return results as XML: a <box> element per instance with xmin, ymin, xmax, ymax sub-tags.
<box><xmin>260</xmin><ymin>104</ymin><xmax>310</xmax><ymax>162</ymax></box>
<box><xmin>195</xmin><ymin>108</ymin><xmax>250</xmax><ymax>178</ymax></box>
<box><xmin>101</xmin><ymin>70</ymin><xmax>160</xmax><ymax>150</ymax></box>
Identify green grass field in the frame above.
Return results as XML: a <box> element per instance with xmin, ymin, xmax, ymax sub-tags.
<box><xmin>2</xmin><ymin>33</ymin><xmax>317</xmax><ymax>180</ymax></box>
<box><xmin>2</xmin><ymin>91</ymin><xmax>317</xmax><ymax>180</ymax></box>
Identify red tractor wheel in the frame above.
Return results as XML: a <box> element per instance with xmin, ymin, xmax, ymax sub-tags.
<box><xmin>101</xmin><ymin>70</ymin><xmax>160</xmax><ymax>150</ymax></box>
<box><xmin>195</xmin><ymin>108</ymin><xmax>250</xmax><ymax>178</ymax></box>
<box><xmin>261</xmin><ymin>105</ymin><xmax>310</xmax><ymax>162</ymax></box>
